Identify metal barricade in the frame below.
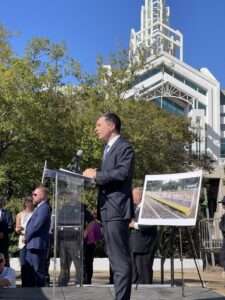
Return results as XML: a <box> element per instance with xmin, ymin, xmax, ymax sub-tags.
<box><xmin>198</xmin><ymin>218</ymin><xmax>223</xmax><ymax>267</ymax></box>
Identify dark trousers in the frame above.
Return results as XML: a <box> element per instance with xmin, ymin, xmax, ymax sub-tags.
<box><xmin>103</xmin><ymin>220</ymin><xmax>132</xmax><ymax>300</ymax></box>
<box><xmin>109</xmin><ymin>265</ymin><xmax>114</xmax><ymax>284</ymax></box>
<box><xmin>45</xmin><ymin>235</ymin><xmax>53</xmax><ymax>286</ymax></box>
<box><xmin>26</xmin><ymin>248</ymin><xmax>47</xmax><ymax>287</ymax></box>
<box><xmin>19</xmin><ymin>246</ymin><xmax>32</xmax><ymax>287</ymax></box>
<box><xmin>58</xmin><ymin>238</ymin><xmax>81</xmax><ymax>286</ymax></box>
<box><xmin>131</xmin><ymin>252</ymin><xmax>154</xmax><ymax>284</ymax></box>
<box><xmin>83</xmin><ymin>243</ymin><xmax>95</xmax><ymax>284</ymax></box>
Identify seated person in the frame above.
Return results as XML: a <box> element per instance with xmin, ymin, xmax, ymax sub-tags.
<box><xmin>0</xmin><ymin>253</ymin><xmax>16</xmax><ymax>288</ymax></box>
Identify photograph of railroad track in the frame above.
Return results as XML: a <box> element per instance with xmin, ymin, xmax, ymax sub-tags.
<box><xmin>138</xmin><ymin>171</ymin><xmax>202</xmax><ymax>226</ymax></box>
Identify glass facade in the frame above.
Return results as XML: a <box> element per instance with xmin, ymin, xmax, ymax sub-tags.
<box><xmin>164</xmin><ymin>67</ymin><xmax>207</xmax><ymax>96</ymax></box>
<box><xmin>153</xmin><ymin>96</ymin><xmax>185</xmax><ymax>116</ymax></box>
<box><xmin>132</xmin><ymin>68</ymin><xmax>161</xmax><ymax>86</ymax></box>
<box><xmin>193</xmin><ymin>101</ymin><xmax>206</xmax><ymax>116</ymax></box>
<box><xmin>220</xmin><ymin>91</ymin><xmax>225</xmax><ymax>105</ymax></box>
<box><xmin>132</xmin><ymin>65</ymin><xmax>207</xmax><ymax>96</ymax></box>
<box><xmin>221</xmin><ymin>138</ymin><xmax>225</xmax><ymax>158</ymax></box>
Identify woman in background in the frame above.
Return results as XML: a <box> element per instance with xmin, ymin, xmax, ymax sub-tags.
<box><xmin>15</xmin><ymin>196</ymin><xmax>34</xmax><ymax>287</ymax></box>
<box><xmin>83</xmin><ymin>209</ymin><xmax>103</xmax><ymax>284</ymax></box>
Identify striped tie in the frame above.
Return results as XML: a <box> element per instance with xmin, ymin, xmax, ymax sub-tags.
<box><xmin>103</xmin><ymin>144</ymin><xmax>110</xmax><ymax>161</ymax></box>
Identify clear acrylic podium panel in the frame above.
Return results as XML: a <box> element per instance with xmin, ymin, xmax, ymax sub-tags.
<box><xmin>53</xmin><ymin>171</ymin><xmax>85</xmax><ymax>289</ymax></box>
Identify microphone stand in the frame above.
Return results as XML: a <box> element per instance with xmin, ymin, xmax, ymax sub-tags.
<box><xmin>70</xmin><ymin>161</ymin><xmax>80</xmax><ymax>173</ymax></box>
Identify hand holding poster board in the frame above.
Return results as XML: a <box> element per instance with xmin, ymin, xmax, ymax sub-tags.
<box><xmin>138</xmin><ymin>171</ymin><xmax>202</xmax><ymax>226</ymax></box>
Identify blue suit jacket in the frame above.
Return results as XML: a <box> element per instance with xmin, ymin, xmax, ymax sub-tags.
<box><xmin>96</xmin><ymin>137</ymin><xmax>135</xmax><ymax>221</ymax></box>
<box><xmin>25</xmin><ymin>201</ymin><xmax>51</xmax><ymax>250</ymax></box>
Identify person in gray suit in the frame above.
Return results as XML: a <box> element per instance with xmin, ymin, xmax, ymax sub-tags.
<box><xmin>83</xmin><ymin>112</ymin><xmax>135</xmax><ymax>300</ymax></box>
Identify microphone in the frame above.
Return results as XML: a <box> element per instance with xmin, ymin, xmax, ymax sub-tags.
<box><xmin>71</xmin><ymin>149</ymin><xmax>83</xmax><ymax>164</ymax></box>
<box><xmin>68</xmin><ymin>149</ymin><xmax>83</xmax><ymax>172</ymax></box>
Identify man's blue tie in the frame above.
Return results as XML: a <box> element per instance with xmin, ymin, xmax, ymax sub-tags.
<box><xmin>103</xmin><ymin>144</ymin><xmax>110</xmax><ymax>161</ymax></box>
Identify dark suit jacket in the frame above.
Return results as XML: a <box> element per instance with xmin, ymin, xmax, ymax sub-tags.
<box><xmin>0</xmin><ymin>209</ymin><xmax>14</xmax><ymax>250</ymax></box>
<box><xmin>25</xmin><ymin>201</ymin><xmax>51</xmax><ymax>250</ymax></box>
<box><xmin>96</xmin><ymin>137</ymin><xmax>135</xmax><ymax>222</ymax></box>
<box><xmin>129</xmin><ymin>206</ymin><xmax>157</xmax><ymax>253</ymax></box>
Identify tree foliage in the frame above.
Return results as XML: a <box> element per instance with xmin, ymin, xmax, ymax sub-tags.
<box><xmin>0</xmin><ymin>23</ymin><xmax>215</xmax><ymax>257</ymax></box>
<box><xmin>0</xmin><ymin>23</ymin><xmax>214</xmax><ymax>201</ymax></box>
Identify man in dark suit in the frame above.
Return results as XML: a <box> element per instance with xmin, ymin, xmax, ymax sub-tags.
<box><xmin>129</xmin><ymin>188</ymin><xmax>157</xmax><ymax>284</ymax></box>
<box><xmin>83</xmin><ymin>112</ymin><xmax>135</xmax><ymax>300</ymax></box>
<box><xmin>25</xmin><ymin>187</ymin><xmax>51</xmax><ymax>287</ymax></box>
<box><xmin>0</xmin><ymin>196</ymin><xmax>14</xmax><ymax>267</ymax></box>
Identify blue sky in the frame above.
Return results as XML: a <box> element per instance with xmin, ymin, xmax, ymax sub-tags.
<box><xmin>0</xmin><ymin>0</ymin><xmax>224</xmax><ymax>87</ymax></box>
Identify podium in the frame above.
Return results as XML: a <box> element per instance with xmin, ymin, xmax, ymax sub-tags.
<box><xmin>43</xmin><ymin>167</ymin><xmax>94</xmax><ymax>292</ymax></box>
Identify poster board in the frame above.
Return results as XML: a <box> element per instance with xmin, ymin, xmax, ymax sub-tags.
<box><xmin>138</xmin><ymin>170</ymin><xmax>202</xmax><ymax>226</ymax></box>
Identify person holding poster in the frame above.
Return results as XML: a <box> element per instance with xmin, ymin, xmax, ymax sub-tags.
<box><xmin>129</xmin><ymin>187</ymin><xmax>157</xmax><ymax>284</ymax></box>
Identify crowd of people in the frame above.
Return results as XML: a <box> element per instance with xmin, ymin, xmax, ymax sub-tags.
<box><xmin>0</xmin><ymin>107</ymin><xmax>224</xmax><ymax>299</ymax></box>
<box><xmin>0</xmin><ymin>186</ymin><xmax>158</xmax><ymax>290</ymax></box>
<box><xmin>0</xmin><ymin>112</ymin><xmax>160</xmax><ymax>300</ymax></box>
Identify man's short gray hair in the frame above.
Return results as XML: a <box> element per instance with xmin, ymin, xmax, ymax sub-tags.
<box><xmin>133</xmin><ymin>187</ymin><xmax>143</xmax><ymax>194</ymax></box>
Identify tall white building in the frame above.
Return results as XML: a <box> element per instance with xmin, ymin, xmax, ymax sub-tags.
<box><xmin>125</xmin><ymin>0</ymin><xmax>225</xmax><ymax>217</ymax></box>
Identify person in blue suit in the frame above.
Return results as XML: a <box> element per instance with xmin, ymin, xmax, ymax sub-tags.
<box><xmin>0</xmin><ymin>196</ymin><xmax>14</xmax><ymax>267</ymax></box>
<box><xmin>25</xmin><ymin>187</ymin><xmax>51</xmax><ymax>287</ymax></box>
<box><xmin>83</xmin><ymin>112</ymin><xmax>135</xmax><ymax>300</ymax></box>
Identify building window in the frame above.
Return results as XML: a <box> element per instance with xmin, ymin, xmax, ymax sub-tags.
<box><xmin>197</xmin><ymin>102</ymin><xmax>206</xmax><ymax>116</ymax></box>
<box><xmin>205</xmin><ymin>137</ymin><xmax>208</xmax><ymax>154</ymax></box>
<box><xmin>132</xmin><ymin>67</ymin><xmax>161</xmax><ymax>87</ymax></box>
<box><xmin>221</xmin><ymin>125</ymin><xmax>225</xmax><ymax>131</ymax></box>
<box><xmin>198</xmin><ymin>87</ymin><xmax>207</xmax><ymax>96</ymax></box>
<box><xmin>196</xmin><ymin>117</ymin><xmax>201</xmax><ymax>124</ymax></box>
<box><xmin>220</xmin><ymin>91</ymin><xmax>225</xmax><ymax>105</ymax></box>
<box><xmin>164</xmin><ymin>67</ymin><xmax>207</xmax><ymax>96</ymax></box>
<box><xmin>132</xmin><ymin>65</ymin><xmax>207</xmax><ymax>96</ymax></box>
<box><xmin>154</xmin><ymin>97</ymin><xmax>185</xmax><ymax>116</ymax></box>
<box><xmin>221</xmin><ymin>138</ymin><xmax>225</xmax><ymax>158</ymax></box>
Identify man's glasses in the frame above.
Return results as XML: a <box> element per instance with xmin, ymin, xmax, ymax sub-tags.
<box><xmin>0</xmin><ymin>259</ymin><xmax>4</xmax><ymax>263</ymax></box>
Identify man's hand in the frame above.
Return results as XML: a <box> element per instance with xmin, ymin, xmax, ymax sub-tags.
<box><xmin>83</xmin><ymin>168</ymin><xmax>97</xmax><ymax>179</ymax></box>
<box><xmin>129</xmin><ymin>220</ymin><xmax>135</xmax><ymax>228</ymax></box>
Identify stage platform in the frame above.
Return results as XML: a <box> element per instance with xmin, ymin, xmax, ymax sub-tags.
<box><xmin>0</xmin><ymin>285</ymin><xmax>224</xmax><ymax>300</ymax></box>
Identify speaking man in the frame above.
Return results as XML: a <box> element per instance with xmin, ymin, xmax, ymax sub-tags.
<box><xmin>25</xmin><ymin>187</ymin><xmax>51</xmax><ymax>287</ymax></box>
<box><xmin>83</xmin><ymin>112</ymin><xmax>135</xmax><ymax>300</ymax></box>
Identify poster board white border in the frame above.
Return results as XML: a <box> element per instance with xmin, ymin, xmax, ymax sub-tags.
<box><xmin>138</xmin><ymin>170</ymin><xmax>203</xmax><ymax>226</ymax></box>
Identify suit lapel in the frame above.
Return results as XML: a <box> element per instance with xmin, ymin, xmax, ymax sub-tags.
<box><xmin>26</xmin><ymin>203</ymin><xmax>42</xmax><ymax>226</ymax></box>
<box><xmin>101</xmin><ymin>137</ymin><xmax>121</xmax><ymax>168</ymax></box>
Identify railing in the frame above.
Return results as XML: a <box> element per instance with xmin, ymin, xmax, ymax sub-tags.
<box><xmin>198</xmin><ymin>217</ymin><xmax>223</xmax><ymax>266</ymax></box>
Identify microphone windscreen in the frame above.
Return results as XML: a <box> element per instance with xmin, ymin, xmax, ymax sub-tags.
<box><xmin>77</xmin><ymin>149</ymin><xmax>83</xmax><ymax>157</ymax></box>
